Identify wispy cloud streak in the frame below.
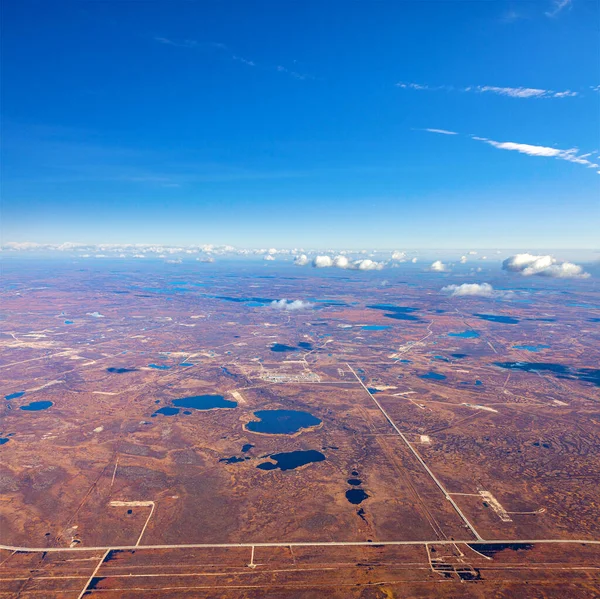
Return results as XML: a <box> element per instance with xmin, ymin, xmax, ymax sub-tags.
<box><xmin>154</xmin><ymin>37</ymin><xmax>312</xmax><ymax>80</ymax></box>
<box><xmin>545</xmin><ymin>0</ymin><xmax>572</xmax><ymax>18</ymax></box>
<box><xmin>397</xmin><ymin>81</ymin><xmax>578</xmax><ymax>98</ymax></box>
<box><xmin>472</xmin><ymin>136</ymin><xmax>599</xmax><ymax>172</ymax></box>
<box><xmin>423</xmin><ymin>128</ymin><xmax>458</xmax><ymax>135</ymax></box>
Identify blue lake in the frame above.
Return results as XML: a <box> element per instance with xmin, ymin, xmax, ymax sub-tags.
<box><xmin>5</xmin><ymin>391</ymin><xmax>25</xmax><ymax>401</ymax></box>
<box><xmin>346</xmin><ymin>489</ymin><xmax>369</xmax><ymax>505</ymax></box>
<box><xmin>148</xmin><ymin>364</ymin><xmax>171</xmax><ymax>370</ymax></box>
<box><xmin>173</xmin><ymin>395</ymin><xmax>237</xmax><ymax>410</ymax></box>
<box><xmin>152</xmin><ymin>406</ymin><xmax>179</xmax><ymax>417</ymax></box>
<box><xmin>362</xmin><ymin>325</ymin><xmax>391</xmax><ymax>331</ymax></box>
<box><xmin>448</xmin><ymin>330</ymin><xmax>480</xmax><ymax>339</ymax></box>
<box><xmin>20</xmin><ymin>401</ymin><xmax>53</xmax><ymax>411</ymax></box>
<box><xmin>246</xmin><ymin>409</ymin><xmax>321</xmax><ymax>434</ymax></box>
<box><xmin>270</xmin><ymin>343</ymin><xmax>297</xmax><ymax>353</ymax></box>
<box><xmin>0</xmin><ymin>438</ymin><xmax>9</xmax><ymax>446</ymax></box>
<box><xmin>64</xmin><ymin>320</ymin><xmax>74</xmax><ymax>325</ymax></box>
<box><xmin>257</xmin><ymin>449</ymin><xmax>326</xmax><ymax>471</ymax></box>
<box><xmin>474</xmin><ymin>313</ymin><xmax>520</xmax><ymax>324</ymax></box>
<box><xmin>419</xmin><ymin>372</ymin><xmax>447</xmax><ymax>381</ymax></box>
<box><xmin>513</xmin><ymin>345</ymin><xmax>550</xmax><ymax>352</ymax></box>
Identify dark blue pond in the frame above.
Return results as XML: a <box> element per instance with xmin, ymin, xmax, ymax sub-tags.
<box><xmin>5</xmin><ymin>391</ymin><xmax>25</xmax><ymax>401</ymax></box>
<box><xmin>366</xmin><ymin>305</ymin><xmax>422</xmax><ymax>321</ymax></box>
<box><xmin>246</xmin><ymin>409</ymin><xmax>321</xmax><ymax>434</ymax></box>
<box><xmin>20</xmin><ymin>401</ymin><xmax>53</xmax><ymax>411</ymax></box>
<box><xmin>298</xmin><ymin>342</ymin><xmax>313</xmax><ymax>350</ymax></box>
<box><xmin>451</xmin><ymin>353</ymin><xmax>468</xmax><ymax>359</ymax></box>
<box><xmin>513</xmin><ymin>345</ymin><xmax>550</xmax><ymax>352</ymax></box>
<box><xmin>362</xmin><ymin>325</ymin><xmax>391</xmax><ymax>331</ymax></box>
<box><xmin>419</xmin><ymin>372</ymin><xmax>447</xmax><ymax>381</ymax></box>
<box><xmin>0</xmin><ymin>438</ymin><xmax>9</xmax><ymax>445</ymax></box>
<box><xmin>346</xmin><ymin>489</ymin><xmax>369</xmax><ymax>504</ymax></box>
<box><xmin>448</xmin><ymin>330</ymin><xmax>480</xmax><ymax>339</ymax></box>
<box><xmin>257</xmin><ymin>449</ymin><xmax>326</xmax><ymax>471</ymax></box>
<box><xmin>494</xmin><ymin>362</ymin><xmax>568</xmax><ymax>374</ymax></box>
<box><xmin>64</xmin><ymin>320</ymin><xmax>74</xmax><ymax>325</ymax></box>
<box><xmin>270</xmin><ymin>343</ymin><xmax>298</xmax><ymax>353</ymax></box>
<box><xmin>148</xmin><ymin>363</ymin><xmax>171</xmax><ymax>370</ymax></box>
<box><xmin>152</xmin><ymin>406</ymin><xmax>179</xmax><ymax>417</ymax></box>
<box><xmin>242</xmin><ymin>443</ymin><xmax>254</xmax><ymax>452</ymax></box>
<box><xmin>173</xmin><ymin>395</ymin><xmax>237</xmax><ymax>410</ymax></box>
<box><xmin>107</xmin><ymin>367</ymin><xmax>137</xmax><ymax>374</ymax></box>
<box><xmin>180</xmin><ymin>362</ymin><xmax>194</xmax><ymax>367</ymax></box>
<box><xmin>347</xmin><ymin>478</ymin><xmax>362</xmax><ymax>486</ymax></box>
<box><xmin>474</xmin><ymin>314</ymin><xmax>519</xmax><ymax>324</ymax></box>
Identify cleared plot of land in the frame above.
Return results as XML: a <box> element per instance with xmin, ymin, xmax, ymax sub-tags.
<box><xmin>1</xmin><ymin>543</ymin><xmax>598</xmax><ymax>598</ymax></box>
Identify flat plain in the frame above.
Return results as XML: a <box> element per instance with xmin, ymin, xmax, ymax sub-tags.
<box><xmin>1</xmin><ymin>259</ymin><xmax>599</xmax><ymax>598</ymax></box>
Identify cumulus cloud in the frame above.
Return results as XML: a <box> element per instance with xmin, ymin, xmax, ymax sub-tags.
<box><xmin>430</xmin><ymin>260</ymin><xmax>448</xmax><ymax>272</ymax></box>
<box><xmin>270</xmin><ymin>299</ymin><xmax>313</xmax><ymax>311</ymax></box>
<box><xmin>309</xmin><ymin>255</ymin><xmax>384</xmax><ymax>270</ymax></box>
<box><xmin>442</xmin><ymin>283</ymin><xmax>498</xmax><ymax>297</ymax></box>
<box><xmin>313</xmin><ymin>255</ymin><xmax>333</xmax><ymax>268</ymax></box>
<box><xmin>502</xmin><ymin>253</ymin><xmax>590</xmax><ymax>278</ymax></box>
<box><xmin>391</xmin><ymin>250</ymin><xmax>407</xmax><ymax>261</ymax></box>
<box><xmin>353</xmin><ymin>259</ymin><xmax>384</xmax><ymax>270</ymax></box>
<box><xmin>294</xmin><ymin>254</ymin><xmax>309</xmax><ymax>266</ymax></box>
<box><xmin>264</xmin><ymin>255</ymin><xmax>275</xmax><ymax>261</ymax></box>
<box><xmin>333</xmin><ymin>255</ymin><xmax>350</xmax><ymax>268</ymax></box>
<box><xmin>86</xmin><ymin>311</ymin><xmax>105</xmax><ymax>318</ymax></box>
<box><xmin>460</xmin><ymin>256</ymin><xmax>467</xmax><ymax>264</ymax></box>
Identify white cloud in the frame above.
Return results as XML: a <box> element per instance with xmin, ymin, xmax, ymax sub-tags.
<box><xmin>460</xmin><ymin>256</ymin><xmax>467</xmax><ymax>264</ymax></box>
<box><xmin>264</xmin><ymin>255</ymin><xmax>275</xmax><ymax>261</ymax></box>
<box><xmin>353</xmin><ymin>259</ymin><xmax>384</xmax><ymax>270</ymax></box>
<box><xmin>473</xmin><ymin>85</ymin><xmax>577</xmax><ymax>99</ymax></box>
<box><xmin>430</xmin><ymin>260</ymin><xmax>448</xmax><ymax>272</ymax></box>
<box><xmin>271</xmin><ymin>299</ymin><xmax>313</xmax><ymax>311</ymax></box>
<box><xmin>545</xmin><ymin>0</ymin><xmax>572</xmax><ymax>17</ymax></box>
<box><xmin>309</xmin><ymin>255</ymin><xmax>384</xmax><ymax>270</ymax></box>
<box><xmin>312</xmin><ymin>255</ymin><xmax>333</xmax><ymax>268</ymax></box>
<box><xmin>333</xmin><ymin>255</ymin><xmax>350</xmax><ymax>268</ymax></box>
<box><xmin>391</xmin><ymin>250</ymin><xmax>406</xmax><ymax>261</ymax></box>
<box><xmin>472</xmin><ymin>137</ymin><xmax>599</xmax><ymax>172</ymax></box>
<box><xmin>442</xmin><ymin>283</ymin><xmax>498</xmax><ymax>297</ymax></box>
<box><xmin>294</xmin><ymin>254</ymin><xmax>309</xmax><ymax>266</ymax></box>
<box><xmin>502</xmin><ymin>253</ymin><xmax>590</xmax><ymax>278</ymax></box>
<box><xmin>399</xmin><ymin>81</ymin><xmax>578</xmax><ymax>99</ymax></box>
<box><xmin>86</xmin><ymin>311</ymin><xmax>105</xmax><ymax>318</ymax></box>
<box><xmin>423</xmin><ymin>128</ymin><xmax>458</xmax><ymax>135</ymax></box>
<box><xmin>411</xmin><ymin>257</ymin><xmax>417</xmax><ymax>263</ymax></box>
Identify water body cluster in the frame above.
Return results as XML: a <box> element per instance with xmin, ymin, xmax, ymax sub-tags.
<box><xmin>345</xmin><ymin>470</ymin><xmax>369</xmax><ymax>505</ymax></box>
<box><xmin>494</xmin><ymin>362</ymin><xmax>600</xmax><ymax>387</ymax></box>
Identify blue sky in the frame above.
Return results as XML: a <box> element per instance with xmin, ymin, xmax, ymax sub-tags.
<box><xmin>2</xmin><ymin>0</ymin><xmax>599</xmax><ymax>249</ymax></box>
